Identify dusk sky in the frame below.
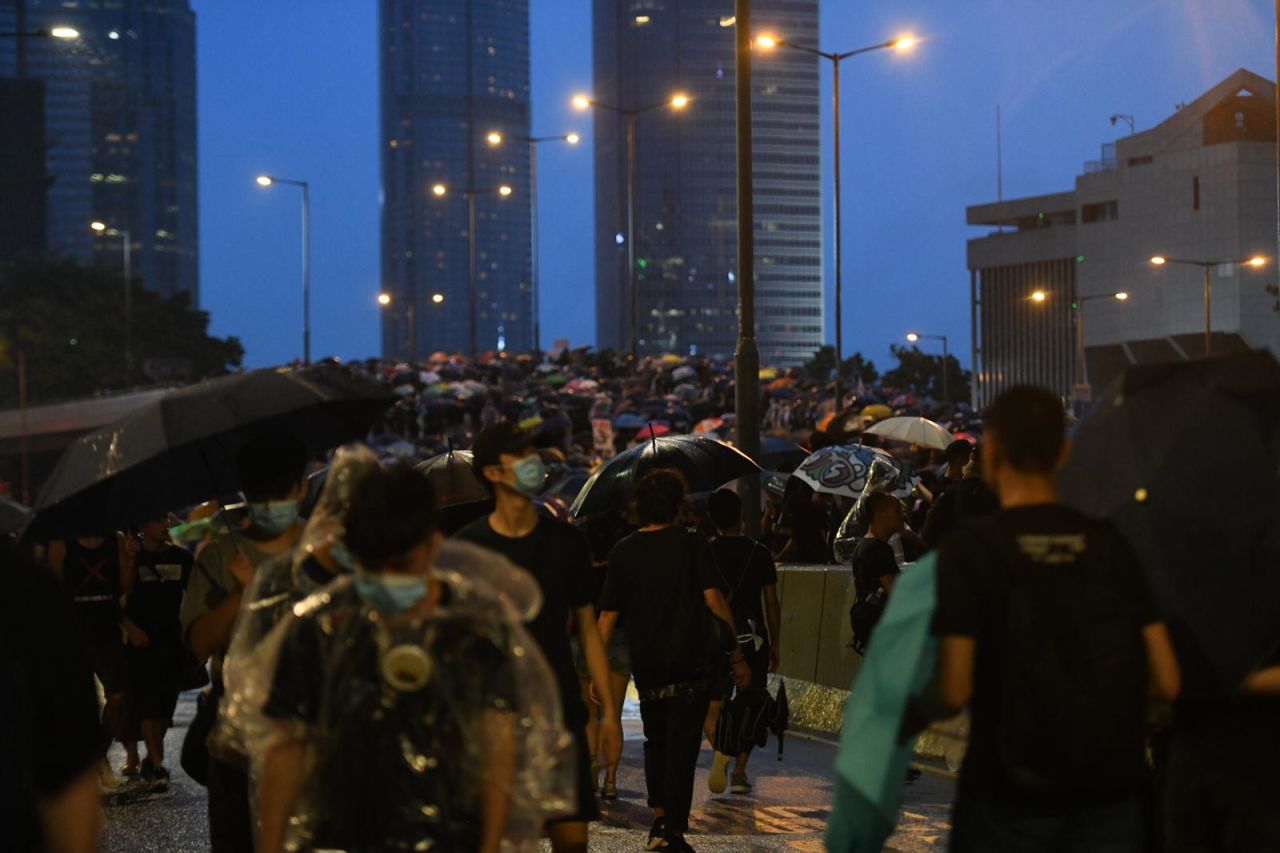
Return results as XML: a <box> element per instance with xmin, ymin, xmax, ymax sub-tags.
<box><xmin>196</xmin><ymin>0</ymin><xmax>1278</xmax><ymax>370</ymax></box>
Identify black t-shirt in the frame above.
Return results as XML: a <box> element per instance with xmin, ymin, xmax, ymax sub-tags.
<box><xmin>126</xmin><ymin>544</ymin><xmax>193</xmax><ymax>646</ymax></box>
<box><xmin>710</xmin><ymin>536</ymin><xmax>777</xmax><ymax>642</ymax></box>
<box><xmin>851</xmin><ymin>537</ymin><xmax>899</xmax><ymax>601</ymax></box>
<box><xmin>454</xmin><ymin>516</ymin><xmax>591</xmax><ymax>727</ymax></box>
<box><xmin>599</xmin><ymin>527</ymin><xmax>721</xmax><ymax>690</ymax></box>
<box><xmin>1</xmin><ymin>545</ymin><xmax>101</xmax><ymax>851</ymax></box>
<box><xmin>264</xmin><ymin>584</ymin><xmax>513</xmax><ymax>851</ymax></box>
<box><xmin>933</xmin><ymin>505</ymin><xmax>1159</xmax><ymax>804</ymax></box>
<box><xmin>62</xmin><ymin>536</ymin><xmax>122</xmax><ymax>632</ymax></box>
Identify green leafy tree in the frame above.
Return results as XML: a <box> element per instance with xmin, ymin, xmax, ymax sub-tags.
<box><xmin>804</xmin><ymin>345</ymin><xmax>879</xmax><ymax>384</ymax></box>
<box><xmin>0</xmin><ymin>256</ymin><xmax>243</xmax><ymax>407</ymax></box>
<box><xmin>881</xmin><ymin>344</ymin><xmax>971</xmax><ymax>402</ymax></box>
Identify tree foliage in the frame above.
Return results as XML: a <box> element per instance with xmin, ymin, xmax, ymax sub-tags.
<box><xmin>804</xmin><ymin>345</ymin><xmax>880</xmax><ymax>384</ymax></box>
<box><xmin>0</xmin><ymin>256</ymin><xmax>243</xmax><ymax>407</ymax></box>
<box><xmin>881</xmin><ymin>344</ymin><xmax>971</xmax><ymax>401</ymax></box>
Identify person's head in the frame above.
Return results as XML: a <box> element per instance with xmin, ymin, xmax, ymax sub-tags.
<box><xmin>343</xmin><ymin>464</ymin><xmax>441</xmax><ymax>578</ymax></box>
<box><xmin>945</xmin><ymin>440</ymin><xmax>973</xmax><ymax>474</ymax></box>
<box><xmin>138</xmin><ymin>518</ymin><xmax>169</xmax><ymax>546</ymax></box>
<box><xmin>864</xmin><ymin>491</ymin><xmax>906</xmax><ymax>539</ymax></box>
<box><xmin>634</xmin><ymin>469</ymin><xmax>685</xmax><ymax>527</ymax></box>
<box><xmin>707</xmin><ymin>488</ymin><xmax>742</xmax><ymax>533</ymax></box>
<box><xmin>236</xmin><ymin>433</ymin><xmax>308</xmax><ymax>537</ymax></box>
<box><xmin>472</xmin><ymin>420</ymin><xmax>546</xmax><ymax>502</ymax></box>
<box><xmin>982</xmin><ymin>386</ymin><xmax>1068</xmax><ymax>493</ymax></box>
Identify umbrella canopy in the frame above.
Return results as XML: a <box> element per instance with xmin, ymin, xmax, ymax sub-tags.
<box><xmin>414</xmin><ymin>449</ymin><xmax>490</xmax><ymax>507</ymax></box>
<box><xmin>0</xmin><ymin>497</ymin><xmax>31</xmax><ymax>536</ymax></box>
<box><xmin>571</xmin><ymin>435</ymin><xmax>761</xmax><ymax>518</ymax></box>
<box><xmin>634</xmin><ymin>422</ymin><xmax>672</xmax><ymax>440</ymax></box>
<box><xmin>864</xmin><ymin>416</ymin><xmax>954</xmax><ymax>451</ymax></box>
<box><xmin>672</xmin><ymin>365</ymin><xmax>698</xmax><ymax>382</ymax></box>
<box><xmin>28</xmin><ymin>367</ymin><xmax>393</xmax><ymax>539</ymax></box>
<box><xmin>759</xmin><ymin>436</ymin><xmax>809</xmax><ymax>474</ymax></box>
<box><xmin>829</xmin><ymin>555</ymin><xmax>938</xmax><ymax>853</ymax></box>
<box><xmin>613</xmin><ymin>413</ymin><xmax>647</xmax><ymax>430</ymax></box>
<box><xmin>860</xmin><ymin>404</ymin><xmax>892</xmax><ymax>423</ymax></box>
<box><xmin>791</xmin><ymin>445</ymin><xmax>919</xmax><ymax>499</ymax></box>
<box><xmin>1058</xmin><ymin>352</ymin><xmax>1280</xmax><ymax>697</ymax></box>
<box><xmin>695</xmin><ymin>417</ymin><xmax>726</xmax><ymax>435</ymax></box>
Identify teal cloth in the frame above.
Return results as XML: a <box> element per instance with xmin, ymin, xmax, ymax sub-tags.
<box><xmin>827</xmin><ymin>554</ymin><xmax>938</xmax><ymax>852</ymax></box>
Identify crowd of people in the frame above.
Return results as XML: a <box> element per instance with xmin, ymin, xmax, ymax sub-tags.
<box><xmin>3</xmin><ymin>348</ymin><xmax>1278</xmax><ymax>853</ymax></box>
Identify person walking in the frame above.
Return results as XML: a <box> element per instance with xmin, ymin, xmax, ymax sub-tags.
<box><xmin>704</xmin><ymin>488</ymin><xmax>780</xmax><ymax>797</ymax></box>
<box><xmin>47</xmin><ymin>530</ymin><xmax>135</xmax><ymax>790</ymax></box>
<box><xmin>456</xmin><ymin>421</ymin><xmax>621</xmax><ymax>853</ymax></box>
<box><xmin>122</xmin><ymin>517</ymin><xmax>193</xmax><ymax>792</ymax></box>
<box><xmin>598</xmin><ymin>470</ymin><xmax>750</xmax><ymax>852</ymax></box>
<box><xmin>848</xmin><ymin>493</ymin><xmax>907</xmax><ymax>655</ymax></box>
<box><xmin>180</xmin><ymin>433</ymin><xmax>308</xmax><ymax>853</ymax></box>
<box><xmin>920</xmin><ymin>386</ymin><xmax>1182</xmax><ymax>851</ymax></box>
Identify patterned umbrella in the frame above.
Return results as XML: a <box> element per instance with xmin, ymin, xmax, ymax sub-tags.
<box><xmin>790</xmin><ymin>445</ymin><xmax>919</xmax><ymax>499</ymax></box>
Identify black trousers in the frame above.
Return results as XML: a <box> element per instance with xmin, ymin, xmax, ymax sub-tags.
<box><xmin>207</xmin><ymin>754</ymin><xmax>254</xmax><ymax>853</ymax></box>
<box><xmin>640</xmin><ymin>689</ymin><xmax>709</xmax><ymax>836</ymax></box>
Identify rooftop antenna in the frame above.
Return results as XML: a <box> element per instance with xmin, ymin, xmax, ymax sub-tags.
<box><xmin>996</xmin><ymin>104</ymin><xmax>1004</xmax><ymax>202</ymax></box>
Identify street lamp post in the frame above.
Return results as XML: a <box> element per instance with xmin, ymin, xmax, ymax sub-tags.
<box><xmin>1150</xmin><ymin>255</ymin><xmax>1267</xmax><ymax>356</ymax></box>
<box><xmin>757</xmin><ymin>31</ymin><xmax>914</xmax><ymax>407</ymax></box>
<box><xmin>256</xmin><ymin>175</ymin><xmax>312</xmax><ymax>365</ymax></box>
<box><xmin>90</xmin><ymin>221</ymin><xmax>132</xmax><ymax>383</ymax></box>
<box><xmin>378</xmin><ymin>291</ymin><xmax>418</xmax><ymax>356</ymax></box>
<box><xmin>486</xmin><ymin>130</ymin><xmax>580</xmax><ymax>353</ymax></box>
<box><xmin>0</xmin><ymin>21</ymin><xmax>79</xmax><ymax>78</ymax></box>
<box><xmin>574</xmin><ymin>92</ymin><xmax>690</xmax><ymax>362</ymax></box>
<box><xmin>905</xmin><ymin>331</ymin><xmax>949</xmax><ymax>403</ymax></box>
<box><xmin>432</xmin><ymin>183</ymin><xmax>512</xmax><ymax>357</ymax></box>
<box><xmin>1072</xmin><ymin>292</ymin><xmax>1128</xmax><ymax>393</ymax></box>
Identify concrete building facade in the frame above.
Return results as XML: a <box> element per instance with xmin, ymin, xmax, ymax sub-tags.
<box><xmin>591</xmin><ymin>0</ymin><xmax>823</xmax><ymax>365</ymax></box>
<box><xmin>967</xmin><ymin>69</ymin><xmax>1279</xmax><ymax>407</ymax></box>
<box><xmin>379</xmin><ymin>0</ymin><xmax>533</xmax><ymax>359</ymax></box>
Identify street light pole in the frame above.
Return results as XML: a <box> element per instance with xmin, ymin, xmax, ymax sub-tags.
<box><xmin>468</xmin><ymin>190</ymin><xmax>478</xmax><ymax>358</ymax></box>
<box><xmin>734</xmin><ymin>0</ymin><xmax>761</xmax><ymax>536</ymax></box>
<box><xmin>1204</xmin><ymin>264</ymin><xmax>1212</xmax><ymax>357</ymax></box>
<box><xmin>255</xmin><ymin>175</ymin><xmax>312</xmax><ymax>364</ymax></box>
<box><xmin>906</xmin><ymin>331</ymin><xmax>948</xmax><ymax>402</ymax></box>
<box><xmin>1150</xmin><ymin>255</ymin><xmax>1267</xmax><ymax>357</ymax></box>
<box><xmin>91</xmin><ymin>221</ymin><xmax>132</xmax><ymax>383</ymax></box>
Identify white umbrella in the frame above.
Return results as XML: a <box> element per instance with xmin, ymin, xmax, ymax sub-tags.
<box><xmin>790</xmin><ymin>445</ymin><xmax>920</xmax><ymax>499</ymax></box>
<box><xmin>864</xmin><ymin>416</ymin><xmax>954</xmax><ymax>451</ymax></box>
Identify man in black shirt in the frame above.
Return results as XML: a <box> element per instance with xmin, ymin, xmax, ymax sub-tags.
<box><xmin>2</xmin><ymin>542</ymin><xmax>103</xmax><ymax>853</ymax></box>
<box><xmin>598</xmin><ymin>471</ymin><xmax>748</xmax><ymax>852</ymax></box>
<box><xmin>705</xmin><ymin>488</ymin><xmax>780</xmax><ymax>796</ymax></box>
<box><xmin>924</xmin><ymin>386</ymin><xmax>1181</xmax><ymax>851</ymax></box>
<box><xmin>455</xmin><ymin>421</ymin><xmax>619</xmax><ymax>853</ymax></box>
<box><xmin>122</xmin><ymin>517</ymin><xmax>193</xmax><ymax>792</ymax></box>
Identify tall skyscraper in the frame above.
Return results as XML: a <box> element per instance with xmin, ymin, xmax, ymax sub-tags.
<box><xmin>591</xmin><ymin>1</ymin><xmax>823</xmax><ymax>365</ymax></box>
<box><xmin>379</xmin><ymin>0</ymin><xmax>533</xmax><ymax>358</ymax></box>
<box><xmin>0</xmin><ymin>0</ymin><xmax>198</xmax><ymax>301</ymax></box>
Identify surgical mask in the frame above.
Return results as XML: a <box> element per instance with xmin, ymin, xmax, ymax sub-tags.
<box><xmin>354</xmin><ymin>571</ymin><xmax>428</xmax><ymax>613</ymax></box>
<box><xmin>248</xmin><ymin>500</ymin><xmax>300</xmax><ymax>536</ymax></box>
<box><xmin>329</xmin><ymin>542</ymin><xmax>357</xmax><ymax>572</ymax></box>
<box><xmin>510</xmin><ymin>455</ymin><xmax>546</xmax><ymax>498</ymax></box>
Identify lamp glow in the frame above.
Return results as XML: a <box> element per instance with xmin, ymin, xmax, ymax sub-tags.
<box><xmin>893</xmin><ymin>34</ymin><xmax>916</xmax><ymax>50</ymax></box>
<box><xmin>432</xmin><ymin>293</ymin><xmax>445</xmax><ymax>304</ymax></box>
<box><xmin>1248</xmin><ymin>256</ymin><xmax>1267</xmax><ymax>267</ymax></box>
<box><xmin>256</xmin><ymin>175</ymin><xmax>273</xmax><ymax>187</ymax></box>
<box><xmin>432</xmin><ymin>184</ymin><xmax>447</xmax><ymax>197</ymax></box>
<box><xmin>90</xmin><ymin>221</ymin><xmax>107</xmax><ymax>232</ymax></box>
<box><xmin>486</xmin><ymin>131</ymin><xmax>502</xmax><ymax>146</ymax></box>
<box><xmin>1031</xmin><ymin>290</ymin><xmax>1048</xmax><ymax>303</ymax></box>
<box><xmin>1150</xmin><ymin>256</ymin><xmax>1167</xmax><ymax>265</ymax></box>
<box><xmin>498</xmin><ymin>185</ymin><xmax>512</xmax><ymax>196</ymax></box>
<box><xmin>756</xmin><ymin>33</ymin><xmax>779</xmax><ymax>49</ymax></box>
<box><xmin>906</xmin><ymin>332</ymin><xmax>920</xmax><ymax>342</ymax></box>
<box><xmin>49</xmin><ymin>26</ymin><xmax>80</xmax><ymax>39</ymax></box>
<box><xmin>572</xmin><ymin>94</ymin><xmax>591</xmax><ymax>111</ymax></box>
<box><xmin>565</xmin><ymin>132</ymin><xmax>581</xmax><ymax>144</ymax></box>
<box><xmin>671</xmin><ymin>93</ymin><xmax>690</xmax><ymax>109</ymax></box>
<box><xmin>377</xmin><ymin>292</ymin><xmax>392</xmax><ymax>307</ymax></box>
<box><xmin>1115</xmin><ymin>291</ymin><xmax>1130</xmax><ymax>301</ymax></box>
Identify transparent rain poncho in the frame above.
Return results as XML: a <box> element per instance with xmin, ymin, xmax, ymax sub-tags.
<box><xmin>221</xmin><ymin>541</ymin><xmax>574</xmax><ymax>851</ymax></box>
<box><xmin>833</xmin><ymin>456</ymin><xmax>905</xmax><ymax>564</ymax></box>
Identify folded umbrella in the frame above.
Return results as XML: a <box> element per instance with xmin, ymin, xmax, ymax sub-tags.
<box><xmin>864</xmin><ymin>415</ymin><xmax>954</xmax><ymax>451</ymax></box>
<box><xmin>828</xmin><ymin>555</ymin><xmax>938</xmax><ymax>853</ymax></box>
<box><xmin>1058</xmin><ymin>351</ymin><xmax>1280</xmax><ymax>697</ymax></box>
<box><xmin>27</xmin><ymin>367</ymin><xmax>393</xmax><ymax>539</ymax></box>
<box><xmin>571</xmin><ymin>435</ymin><xmax>760</xmax><ymax>518</ymax></box>
<box><xmin>791</xmin><ymin>445</ymin><xmax>920</xmax><ymax>500</ymax></box>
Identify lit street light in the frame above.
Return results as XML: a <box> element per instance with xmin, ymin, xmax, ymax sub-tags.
<box><xmin>377</xmin><ymin>292</ymin><xmax>392</xmax><ymax>306</ymax></box>
<box><xmin>1030</xmin><ymin>289</ymin><xmax>1048</xmax><ymax>303</ymax></box>
<box><xmin>431</xmin><ymin>183</ymin><xmax>514</xmax><ymax>356</ymax></box>
<box><xmin>1071</xmin><ymin>291</ymin><xmax>1130</xmax><ymax>399</ymax></box>
<box><xmin>905</xmin><ymin>331</ymin><xmax>949</xmax><ymax>403</ymax></box>
<box><xmin>486</xmin><ymin>128</ymin><xmax>581</xmax><ymax>352</ymax></box>
<box><xmin>1149</xmin><ymin>254</ymin><xmax>1268</xmax><ymax>355</ymax></box>
<box><xmin>757</xmin><ymin>30</ymin><xmax>915</xmax><ymax>406</ymax></box>
<box><xmin>574</xmin><ymin>90</ymin><xmax>691</xmax><ymax>360</ymax></box>
<box><xmin>255</xmin><ymin>174</ymin><xmax>312</xmax><ymax>364</ymax></box>
<box><xmin>90</xmin><ymin>220</ymin><xmax>133</xmax><ymax>383</ymax></box>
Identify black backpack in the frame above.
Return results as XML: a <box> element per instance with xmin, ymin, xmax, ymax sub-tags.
<box><xmin>977</xmin><ymin>522</ymin><xmax>1149</xmax><ymax>798</ymax></box>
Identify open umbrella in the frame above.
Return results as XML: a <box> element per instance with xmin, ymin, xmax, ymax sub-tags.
<box><xmin>864</xmin><ymin>415</ymin><xmax>954</xmax><ymax>451</ymax></box>
<box><xmin>571</xmin><ymin>435</ymin><xmax>761</xmax><ymax>518</ymax></box>
<box><xmin>695</xmin><ymin>417</ymin><xmax>726</xmax><ymax>434</ymax></box>
<box><xmin>828</xmin><ymin>554</ymin><xmax>938</xmax><ymax>853</ymax></box>
<box><xmin>27</xmin><ymin>367</ymin><xmax>393</xmax><ymax>539</ymax></box>
<box><xmin>415</xmin><ymin>449</ymin><xmax>490</xmax><ymax>507</ymax></box>
<box><xmin>1059</xmin><ymin>351</ymin><xmax>1280</xmax><ymax>697</ymax></box>
<box><xmin>759</xmin><ymin>436</ymin><xmax>809</xmax><ymax>474</ymax></box>
<box><xmin>634</xmin><ymin>422</ymin><xmax>672</xmax><ymax>441</ymax></box>
<box><xmin>0</xmin><ymin>497</ymin><xmax>31</xmax><ymax>536</ymax></box>
<box><xmin>860</xmin><ymin>404</ymin><xmax>892</xmax><ymax>423</ymax></box>
<box><xmin>791</xmin><ymin>445</ymin><xmax>919</xmax><ymax>500</ymax></box>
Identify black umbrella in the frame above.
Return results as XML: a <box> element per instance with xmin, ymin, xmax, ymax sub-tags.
<box><xmin>27</xmin><ymin>367</ymin><xmax>393</xmax><ymax>539</ymax></box>
<box><xmin>0</xmin><ymin>497</ymin><xmax>31</xmax><ymax>536</ymax></box>
<box><xmin>571</xmin><ymin>434</ymin><xmax>761</xmax><ymax>518</ymax></box>
<box><xmin>760</xmin><ymin>436</ymin><xmax>810</xmax><ymax>474</ymax></box>
<box><xmin>414</xmin><ymin>449</ymin><xmax>490</xmax><ymax>507</ymax></box>
<box><xmin>1059</xmin><ymin>351</ymin><xmax>1280</xmax><ymax>697</ymax></box>
<box><xmin>771</xmin><ymin>679</ymin><xmax>790</xmax><ymax>760</ymax></box>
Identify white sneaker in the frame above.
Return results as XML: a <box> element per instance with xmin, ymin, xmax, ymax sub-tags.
<box><xmin>707</xmin><ymin>751</ymin><xmax>731</xmax><ymax>794</ymax></box>
<box><xmin>99</xmin><ymin>760</ymin><xmax>124</xmax><ymax>792</ymax></box>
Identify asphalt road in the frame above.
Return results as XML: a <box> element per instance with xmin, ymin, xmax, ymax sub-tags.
<box><xmin>102</xmin><ymin>694</ymin><xmax>953</xmax><ymax>851</ymax></box>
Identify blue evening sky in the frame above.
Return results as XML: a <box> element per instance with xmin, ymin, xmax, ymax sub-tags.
<box><xmin>195</xmin><ymin>0</ymin><xmax>1278</xmax><ymax>370</ymax></box>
